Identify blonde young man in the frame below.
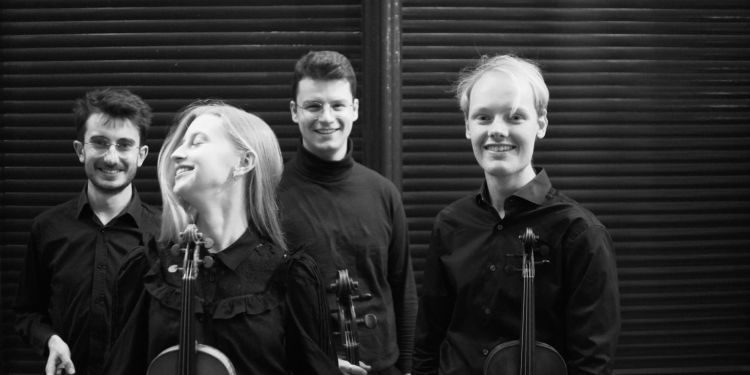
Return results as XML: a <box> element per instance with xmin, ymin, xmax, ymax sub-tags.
<box><xmin>413</xmin><ymin>55</ymin><xmax>620</xmax><ymax>375</ymax></box>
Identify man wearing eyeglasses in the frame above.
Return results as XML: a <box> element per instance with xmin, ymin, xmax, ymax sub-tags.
<box><xmin>14</xmin><ymin>88</ymin><xmax>160</xmax><ymax>375</ymax></box>
<box><xmin>279</xmin><ymin>51</ymin><xmax>417</xmax><ymax>375</ymax></box>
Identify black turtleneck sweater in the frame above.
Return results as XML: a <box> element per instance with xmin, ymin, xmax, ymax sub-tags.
<box><xmin>279</xmin><ymin>141</ymin><xmax>418</xmax><ymax>373</ymax></box>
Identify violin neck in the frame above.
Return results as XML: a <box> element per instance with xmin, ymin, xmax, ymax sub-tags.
<box><xmin>520</xmin><ymin>249</ymin><xmax>536</xmax><ymax>375</ymax></box>
<box><xmin>178</xmin><ymin>259</ymin><xmax>197</xmax><ymax>375</ymax></box>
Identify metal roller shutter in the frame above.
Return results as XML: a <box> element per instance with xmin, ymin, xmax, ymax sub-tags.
<box><xmin>401</xmin><ymin>1</ymin><xmax>750</xmax><ymax>374</ymax></box>
<box><xmin>1</xmin><ymin>1</ymin><xmax>363</xmax><ymax>373</ymax></box>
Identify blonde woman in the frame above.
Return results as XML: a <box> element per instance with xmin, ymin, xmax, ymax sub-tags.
<box><xmin>145</xmin><ymin>101</ymin><xmax>337</xmax><ymax>374</ymax></box>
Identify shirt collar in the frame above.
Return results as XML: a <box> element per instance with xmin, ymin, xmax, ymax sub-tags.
<box><xmin>214</xmin><ymin>227</ymin><xmax>264</xmax><ymax>271</ymax></box>
<box><xmin>75</xmin><ymin>184</ymin><xmax>145</xmax><ymax>228</ymax></box>
<box><xmin>476</xmin><ymin>168</ymin><xmax>551</xmax><ymax>207</ymax></box>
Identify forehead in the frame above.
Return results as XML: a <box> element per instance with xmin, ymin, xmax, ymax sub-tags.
<box><xmin>296</xmin><ymin>78</ymin><xmax>353</xmax><ymax>101</ymax></box>
<box><xmin>84</xmin><ymin>113</ymin><xmax>140</xmax><ymax>140</ymax></box>
<box><xmin>184</xmin><ymin>113</ymin><xmax>226</xmax><ymax>137</ymax></box>
<box><xmin>469</xmin><ymin>70</ymin><xmax>535</xmax><ymax>109</ymax></box>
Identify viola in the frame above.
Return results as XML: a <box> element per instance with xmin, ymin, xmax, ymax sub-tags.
<box><xmin>483</xmin><ymin>227</ymin><xmax>567</xmax><ymax>375</ymax></box>
<box><xmin>328</xmin><ymin>269</ymin><xmax>378</xmax><ymax>366</ymax></box>
<box><xmin>147</xmin><ymin>225</ymin><xmax>236</xmax><ymax>375</ymax></box>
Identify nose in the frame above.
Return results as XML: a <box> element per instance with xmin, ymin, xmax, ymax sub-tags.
<box><xmin>102</xmin><ymin>144</ymin><xmax>119</xmax><ymax>162</ymax></box>
<box><xmin>171</xmin><ymin>142</ymin><xmax>186</xmax><ymax>161</ymax></box>
<box><xmin>318</xmin><ymin>104</ymin><xmax>335</xmax><ymax>123</ymax></box>
<box><xmin>487</xmin><ymin>116</ymin><xmax>509</xmax><ymax>138</ymax></box>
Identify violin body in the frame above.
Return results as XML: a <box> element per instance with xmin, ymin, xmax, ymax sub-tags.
<box><xmin>147</xmin><ymin>344</ymin><xmax>235</xmax><ymax>375</ymax></box>
<box><xmin>484</xmin><ymin>340</ymin><xmax>566</xmax><ymax>375</ymax></box>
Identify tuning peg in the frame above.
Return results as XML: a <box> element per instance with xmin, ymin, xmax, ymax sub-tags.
<box><xmin>359</xmin><ymin>313</ymin><xmax>378</xmax><ymax>329</ymax></box>
<box><xmin>167</xmin><ymin>264</ymin><xmax>181</xmax><ymax>273</ymax></box>
<box><xmin>352</xmin><ymin>293</ymin><xmax>373</xmax><ymax>302</ymax></box>
<box><xmin>202</xmin><ymin>255</ymin><xmax>214</xmax><ymax>268</ymax></box>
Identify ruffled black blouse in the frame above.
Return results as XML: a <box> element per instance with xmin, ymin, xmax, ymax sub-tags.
<box><xmin>143</xmin><ymin>228</ymin><xmax>338</xmax><ymax>375</ymax></box>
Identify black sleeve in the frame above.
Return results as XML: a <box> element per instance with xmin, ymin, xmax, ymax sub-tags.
<box><xmin>281</xmin><ymin>252</ymin><xmax>340</xmax><ymax>375</ymax></box>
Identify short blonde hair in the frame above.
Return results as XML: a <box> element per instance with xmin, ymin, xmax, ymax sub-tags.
<box><xmin>455</xmin><ymin>54</ymin><xmax>549</xmax><ymax>119</ymax></box>
<box><xmin>157</xmin><ymin>100</ymin><xmax>286</xmax><ymax>251</ymax></box>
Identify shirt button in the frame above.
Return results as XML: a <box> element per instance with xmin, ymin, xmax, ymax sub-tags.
<box><xmin>489</xmin><ymin>264</ymin><xmax>497</xmax><ymax>272</ymax></box>
<box><xmin>496</xmin><ymin>224</ymin><xmax>503</xmax><ymax>231</ymax></box>
<box><xmin>484</xmin><ymin>307</ymin><xmax>491</xmax><ymax>315</ymax></box>
<box><xmin>482</xmin><ymin>348</ymin><xmax>489</xmax><ymax>356</ymax></box>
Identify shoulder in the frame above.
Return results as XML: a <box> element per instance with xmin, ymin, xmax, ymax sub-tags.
<box><xmin>546</xmin><ymin>188</ymin><xmax>606</xmax><ymax>231</ymax></box>
<box><xmin>434</xmin><ymin>194</ymin><xmax>483</xmax><ymax>227</ymax></box>
<box><xmin>30</xmin><ymin>197</ymin><xmax>78</xmax><ymax>231</ymax></box>
<box><xmin>275</xmin><ymin>251</ymin><xmax>322</xmax><ymax>284</ymax></box>
<box><xmin>351</xmin><ymin>162</ymin><xmax>402</xmax><ymax>197</ymax></box>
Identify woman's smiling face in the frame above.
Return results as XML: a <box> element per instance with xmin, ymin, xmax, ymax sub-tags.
<box><xmin>170</xmin><ymin>113</ymin><xmax>241</xmax><ymax>203</ymax></box>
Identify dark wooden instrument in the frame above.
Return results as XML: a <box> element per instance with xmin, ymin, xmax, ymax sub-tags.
<box><xmin>329</xmin><ymin>269</ymin><xmax>377</xmax><ymax>366</ymax></box>
<box><xmin>147</xmin><ymin>225</ymin><xmax>236</xmax><ymax>375</ymax></box>
<box><xmin>483</xmin><ymin>227</ymin><xmax>567</xmax><ymax>375</ymax></box>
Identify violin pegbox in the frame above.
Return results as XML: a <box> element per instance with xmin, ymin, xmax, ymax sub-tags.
<box><xmin>168</xmin><ymin>224</ymin><xmax>216</xmax><ymax>275</ymax></box>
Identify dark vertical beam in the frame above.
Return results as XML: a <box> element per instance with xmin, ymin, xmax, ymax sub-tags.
<box><xmin>361</xmin><ymin>0</ymin><xmax>402</xmax><ymax>189</ymax></box>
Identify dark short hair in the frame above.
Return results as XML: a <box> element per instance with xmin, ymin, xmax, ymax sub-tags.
<box><xmin>72</xmin><ymin>88</ymin><xmax>153</xmax><ymax>143</ymax></box>
<box><xmin>292</xmin><ymin>50</ymin><xmax>357</xmax><ymax>99</ymax></box>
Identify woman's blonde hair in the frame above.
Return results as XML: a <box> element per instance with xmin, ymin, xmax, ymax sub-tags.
<box><xmin>157</xmin><ymin>100</ymin><xmax>286</xmax><ymax>251</ymax></box>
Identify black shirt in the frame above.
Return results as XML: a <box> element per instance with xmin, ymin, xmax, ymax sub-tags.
<box><xmin>14</xmin><ymin>186</ymin><xmax>160</xmax><ymax>375</ymax></box>
<box><xmin>413</xmin><ymin>169</ymin><xmax>621</xmax><ymax>375</ymax></box>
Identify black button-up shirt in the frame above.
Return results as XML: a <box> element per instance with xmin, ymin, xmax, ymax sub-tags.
<box><xmin>414</xmin><ymin>169</ymin><xmax>621</xmax><ymax>375</ymax></box>
<box><xmin>14</xmin><ymin>187</ymin><xmax>160</xmax><ymax>375</ymax></box>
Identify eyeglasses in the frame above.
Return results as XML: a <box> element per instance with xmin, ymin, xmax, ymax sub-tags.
<box><xmin>296</xmin><ymin>101</ymin><xmax>353</xmax><ymax>117</ymax></box>
<box><xmin>85</xmin><ymin>139</ymin><xmax>138</xmax><ymax>154</ymax></box>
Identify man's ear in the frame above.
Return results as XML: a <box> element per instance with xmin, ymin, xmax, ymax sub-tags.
<box><xmin>73</xmin><ymin>140</ymin><xmax>85</xmax><ymax>163</ymax></box>
<box><xmin>233</xmin><ymin>150</ymin><xmax>257</xmax><ymax>178</ymax></box>
<box><xmin>352</xmin><ymin>98</ymin><xmax>359</xmax><ymax>122</ymax></box>
<box><xmin>290</xmin><ymin>101</ymin><xmax>299</xmax><ymax>124</ymax></box>
<box><xmin>136</xmin><ymin>145</ymin><xmax>149</xmax><ymax>167</ymax></box>
<box><xmin>537</xmin><ymin>109</ymin><xmax>549</xmax><ymax>139</ymax></box>
<box><xmin>465</xmin><ymin>118</ymin><xmax>471</xmax><ymax>140</ymax></box>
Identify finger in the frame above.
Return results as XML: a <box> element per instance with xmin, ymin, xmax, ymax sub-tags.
<box><xmin>64</xmin><ymin>361</ymin><xmax>76</xmax><ymax>374</ymax></box>
<box><xmin>45</xmin><ymin>356</ymin><xmax>58</xmax><ymax>375</ymax></box>
<box><xmin>358</xmin><ymin>361</ymin><xmax>372</xmax><ymax>371</ymax></box>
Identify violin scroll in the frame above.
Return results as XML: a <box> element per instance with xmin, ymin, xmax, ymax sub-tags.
<box><xmin>328</xmin><ymin>269</ymin><xmax>378</xmax><ymax>365</ymax></box>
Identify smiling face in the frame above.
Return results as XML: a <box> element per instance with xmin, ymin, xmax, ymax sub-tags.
<box><xmin>290</xmin><ymin>78</ymin><xmax>359</xmax><ymax>161</ymax></box>
<box><xmin>465</xmin><ymin>70</ymin><xmax>548</xmax><ymax>188</ymax></box>
<box><xmin>73</xmin><ymin>113</ymin><xmax>148</xmax><ymax>195</ymax></box>
<box><xmin>170</xmin><ymin>113</ymin><xmax>243</xmax><ymax>205</ymax></box>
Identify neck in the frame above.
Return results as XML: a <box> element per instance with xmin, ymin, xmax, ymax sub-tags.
<box><xmin>191</xmin><ymin>184</ymin><xmax>249</xmax><ymax>251</ymax></box>
<box><xmin>87</xmin><ymin>181</ymin><xmax>133</xmax><ymax>225</ymax></box>
<box><xmin>485</xmin><ymin>166</ymin><xmax>536</xmax><ymax>218</ymax></box>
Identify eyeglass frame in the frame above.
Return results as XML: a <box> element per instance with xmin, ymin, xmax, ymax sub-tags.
<box><xmin>292</xmin><ymin>100</ymin><xmax>356</xmax><ymax>118</ymax></box>
<box><xmin>83</xmin><ymin>138</ymin><xmax>143</xmax><ymax>155</ymax></box>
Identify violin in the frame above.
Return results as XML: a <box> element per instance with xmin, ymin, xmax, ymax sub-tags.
<box><xmin>328</xmin><ymin>269</ymin><xmax>378</xmax><ymax>366</ymax></box>
<box><xmin>483</xmin><ymin>227</ymin><xmax>567</xmax><ymax>375</ymax></box>
<box><xmin>147</xmin><ymin>225</ymin><xmax>236</xmax><ymax>375</ymax></box>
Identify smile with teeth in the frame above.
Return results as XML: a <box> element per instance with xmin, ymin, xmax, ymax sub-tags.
<box><xmin>175</xmin><ymin>165</ymin><xmax>194</xmax><ymax>178</ymax></box>
<box><xmin>484</xmin><ymin>144</ymin><xmax>515</xmax><ymax>152</ymax></box>
<box><xmin>100</xmin><ymin>168</ymin><xmax>122</xmax><ymax>174</ymax></box>
<box><xmin>315</xmin><ymin>128</ymin><xmax>339</xmax><ymax>135</ymax></box>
